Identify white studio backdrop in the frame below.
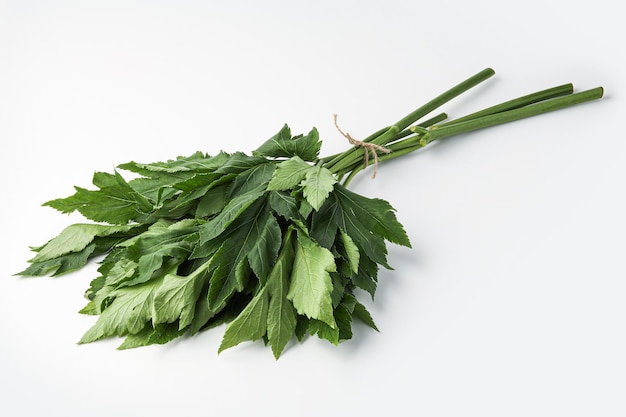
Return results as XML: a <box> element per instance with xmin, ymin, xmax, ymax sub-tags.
<box><xmin>0</xmin><ymin>1</ymin><xmax>624</xmax><ymax>416</ymax></box>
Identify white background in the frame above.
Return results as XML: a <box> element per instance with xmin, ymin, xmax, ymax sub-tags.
<box><xmin>1</xmin><ymin>1</ymin><xmax>624</xmax><ymax>416</ymax></box>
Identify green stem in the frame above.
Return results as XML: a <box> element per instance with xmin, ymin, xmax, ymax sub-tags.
<box><xmin>338</xmin><ymin>86</ymin><xmax>603</xmax><ymax>186</ymax></box>
<box><xmin>389</xmin><ymin>112</ymin><xmax>448</xmax><ymax>143</ymax></box>
<box><xmin>327</xmin><ymin>68</ymin><xmax>496</xmax><ymax>174</ymax></box>
<box><xmin>424</xmin><ymin>87</ymin><xmax>603</xmax><ymax>143</ymax></box>
<box><xmin>321</xmin><ymin>111</ymin><xmax>448</xmax><ymax>164</ymax></box>
<box><xmin>433</xmin><ymin>83</ymin><xmax>573</xmax><ymax>128</ymax></box>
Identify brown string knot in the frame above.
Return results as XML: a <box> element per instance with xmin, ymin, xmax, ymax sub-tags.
<box><xmin>333</xmin><ymin>114</ymin><xmax>391</xmax><ymax>178</ymax></box>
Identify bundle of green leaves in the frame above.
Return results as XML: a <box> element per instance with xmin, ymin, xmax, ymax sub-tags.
<box><xmin>17</xmin><ymin>69</ymin><xmax>603</xmax><ymax>358</ymax></box>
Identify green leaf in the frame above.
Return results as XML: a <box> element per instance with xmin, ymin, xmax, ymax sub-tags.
<box><xmin>268</xmin><ymin>191</ymin><xmax>300</xmax><ymax>221</ymax></box>
<box><xmin>198</xmin><ymin>186</ymin><xmax>267</xmax><ymax>242</ymax></box>
<box><xmin>195</xmin><ymin>183</ymin><xmax>228</xmax><ymax>218</ymax></box>
<box><xmin>188</xmin><ymin>282</ymin><xmax>214</xmax><ymax>335</ymax></box>
<box><xmin>78</xmin><ymin>301</ymin><xmax>98</xmax><ymax>315</ymax></box>
<box><xmin>265</xmin><ymin>231</ymin><xmax>297</xmax><ymax>359</ymax></box>
<box><xmin>160</xmin><ymin>174</ymin><xmax>235</xmax><ymax>220</ymax></box>
<box><xmin>17</xmin><ymin>244</ymin><xmax>97</xmax><ymax>277</ymax></box>
<box><xmin>267</xmin><ymin>156</ymin><xmax>312</xmax><ymax>191</ymax></box>
<box><xmin>123</xmin><ymin>220</ymin><xmax>199</xmax><ymax>287</ymax></box>
<box><xmin>339</xmin><ymin>229</ymin><xmax>360</xmax><ymax>273</ymax></box>
<box><xmin>102</xmin><ymin>258</ymin><xmax>138</xmax><ymax>287</ymax></box>
<box><xmin>31</xmin><ymin>223</ymin><xmax>140</xmax><ymax>263</ymax></box>
<box><xmin>308</xmin><ymin>319</ymin><xmax>339</xmax><ymax>345</ymax></box>
<box><xmin>353</xmin><ymin>301</ymin><xmax>378</xmax><ymax>331</ymax></box>
<box><xmin>287</xmin><ymin>231</ymin><xmax>337</xmax><ymax>328</ymax></box>
<box><xmin>218</xmin><ymin>288</ymin><xmax>269</xmax><ymax>353</ymax></box>
<box><xmin>334</xmin><ymin>301</ymin><xmax>354</xmax><ymax>341</ymax></box>
<box><xmin>79</xmin><ymin>276</ymin><xmax>164</xmax><ymax>344</ymax></box>
<box><xmin>84</xmin><ymin>275</ymin><xmax>106</xmax><ymax>302</ymax></box>
<box><xmin>204</xmin><ymin>197</ymin><xmax>280</xmax><ymax>311</ymax></box>
<box><xmin>227</xmin><ymin>163</ymin><xmax>275</xmax><ymax>198</ymax></box>
<box><xmin>44</xmin><ymin>171</ymin><xmax>152</xmax><ymax>225</ymax></box>
<box><xmin>118</xmin><ymin>151</ymin><xmax>229</xmax><ymax>174</ymax></box>
<box><xmin>152</xmin><ymin>261</ymin><xmax>212</xmax><ymax>329</ymax></box>
<box><xmin>301</xmin><ymin>165</ymin><xmax>337</xmax><ymax>211</ymax></box>
<box><xmin>127</xmin><ymin>175</ymin><xmax>184</xmax><ymax>204</ymax></box>
<box><xmin>310</xmin><ymin>200</ymin><xmax>339</xmax><ymax>249</ymax></box>
<box><xmin>246</xmin><ymin>206</ymin><xmax>282</xmax><ymax>284</ymax></box>
<box><xmin>295</xmin><ymin>315</ymin><xmax>309</xmax><ymax>342</ymax></box>
<box><xmin>253</xmin><ymin>125</ymin><xmax>322</xmax><ymax>162</ymax></box>
<box><xmin>353</xmin><ymin>254</ymin><xmax>379</xmax><ymax>299</ymax></box>
<box><xmin>214</xmin><ymin>152</ymin><xmax>269</xmax><ymax>174</ymax></box>
<box><xmin>318</xmin><ymin>191</ymin><xmax>390</xmax><ymax>268</ymax></box>
<box><xmin>334</xmin><ymin>185</ymin><xmax>411</xmax><ymax>247</ymax></box>
<box><xmin>299</xmin><ymin>198</ymin><xmax>314</xmax><ymax>219</ymax></box>
<box><xmin>330</xmin><ymin>272</ymin><xmax>348</xmax><ymax>308</ymax></box>
<box><xmin>118</xmin><ymin>323</ymin><xmax>187</xmax><ymax>350</ymax></box>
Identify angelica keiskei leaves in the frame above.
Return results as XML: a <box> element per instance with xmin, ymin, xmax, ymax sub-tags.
<box><xmin>253</xmin><ymin>124</ymin><xmax>322</xmax><ymax>162</ymax></box>
<box><xmin>16</xmin><ymin>68</ymin><xmax>604</xmax><ymax>358</ymax></box>
<box><xmin>301</xmin><ymin>164</ymin><xmax>337</xmax><ymax>211</ymax></box>
<box><xmin>45</xmin><ymin>171</ymin><xmax>153</xmax><ymax>225</ymax></box>
<box><xmin>152</xmin><ymin>261</ymin><xmax>212</xmax><ymax>329</ymax></box>
<box><xmin>79</xmin><ymin>275</ymin><xmax>165</xmax><ymax>344</ymax></box>
<box><xmin>287</xmin><ymin>231</ymin><xmax>337</xmax><ymax>329</ymax></box>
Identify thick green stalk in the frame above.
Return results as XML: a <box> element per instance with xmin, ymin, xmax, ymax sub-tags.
<box><xmin>434</xmin><ymin>83</ymin><xmax>573</xmax><ymax>127</ymax></box>
<box><xmin>338</xmin><ymin>86</ymin><xmax>603</xmax><ymax>186</ymax></box>
<box><xmin>320</xmin><ymin>111</ymin><xmax>448</xmax><ymax>165</ymax></box>
<box><xmin>424</xmin><ymin>87</ymin><xmax>603</xmax><ymax>143</ymax></box>
<box><xmin>325</xmin><ymin>68</ymin><xmax>496</xmax><ymax>173</ymax></box>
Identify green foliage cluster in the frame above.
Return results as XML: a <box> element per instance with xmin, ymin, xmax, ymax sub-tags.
<box><xmin>17</xmin><ymin>68</ymin><xmax>603</xmax><ymax>358</ymax></box>
<box><xmin>20</xmin><ymin>126</ymin><xmax>407</xmax><ymax>358</ymax></box>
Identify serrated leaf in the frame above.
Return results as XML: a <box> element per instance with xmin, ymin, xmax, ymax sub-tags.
<box><xmin>353</xmin><ymin>254</ymin><xmax>379</xmax><ymax>299</ymax></box>
<box><xmin>44</xmin><ymin>171</ymin><xmax>152</xmax><ymax>225</ymax></box>
<box><xmin>268</xmin><ymin>191</ymin><xmax>300</xmax><ymax>221</ymax></box>
<box><xmin>330</xmin><ymin>272</ymin><xmax>348</xmax><ymax>308</ymax></box>
<box><xmin>287</xmin><ymin>231</ymin><xmax>336</xmax><ymax>328</ymax></box>
<box><xmin>78</xmin><ymin>301</ymin><xmax>98</xmax><ymax>315</ymax></box>
<box><xmin>17</xmin><ymin>244</ymin><xmax>97</xmax><ymax>277</ymax></box>
<box><xmin>227</xmin><ymin>163</ymin><xmax>275</xmax><ymax>198</ymax></box>
<box><xmin>266</xmin><ymin>231</ymin><xmax>297</xmax><ymax>358</ymax></box>
<box><xmin>118</xmin><ymin>323</ymin><xmax>187</xmax><ymax>350</ymax></box>
<box><xmin>310</xmin><ymin>199</ymin><xmax>339</xmax><ymax>249</ymax></box>
<box><xmin>198</xmin><ymin>186</ymin><xmax>266</xmax><ymax>242</ymax></box>
<box><xmin>319</xmin><ymin>191</ymin><xmax>391</xmax><ymax>268</ymax></box>
<box><xmin>353</xmin><ymin>301</ymin><xmax>378</xmax><ymax>331</ymax></box>
<box><xmin>297</xmin><ymin>200</ymin><xmax>313</xmax><ymax>221</ymax></box>
<box><xmin>246</xmin><ymin>206</ymin><xmax>281</xmax><ymax>284</ymax></box>
<box><xmin>267</xmin><ymin>156</ymin><xmax>313</xmax><ymax>191</ymax></box>
<box><xmin>339</xmin><ymin>229</ymin><xmax>360</xmax><ymax>273</ymax></box>
<box><xmin>103</xmin><ymin>258</ymin><xmax>138</xmax><ymax>287</ymax></box>
<box><xmin>118</xmin><ymin>151</ymin><xmax>229</xmax><ymax>174</ymax></box>
<box><xmin>301</xmin><ymin>165</ymin><xmax>337</xmax><ymax>211</ymax></box>
<box><xmin>205</xmin><ymin>197</ymin><xmax>281</xmax><ymax>311</ymax></box>
<box><xmin>334</xmin><ymin>301</ymin><xmax>354</xmax><ymax>341</ymax></box>
<box><xmin>253</xmin><ymin>125</ymin><xmax>322</xmax><ymax>162</ymax></box>
<box><xmin>189</xmin><ymin>290</ymin><xmax>213</xmax><ymax>335</ymax></box>
<box><xmin>334</xmin><ymin>184</ymin><xmax>411</xmax><ymax>247</ymax></box>
<box><xmin>79</xmin><ymin>276</ymin><xmax>164</xmax><ymax>344</ymax></box>
<box><xmin>31</xmin><ymin>223</ymin><xmax>140</xmax><ymax>263</ymax></box>
<box><xmin>84</xmin><ymin>275</ymin><xmax>106</xmax><ymax>301</ymax></box>
<box><xmin>124</xmin><ymin>220</ymin><xmax>199</xmax><ymax>287</ymax></box>
<box><xmin>128</xmin><ymin>175</ymin><xmax>184</xmax><ymax>204</ymax></box>
<box><xmin>171</xmin><ymin>172</ymin><xmax>222</xmax><ymax>192</ymax></box>
<box><xmin>218</xmin><ymin>288</ymin><xmax>269</xmax><ymax>353</ymax></box>
<box><xmin>214</xmin><ymin>152</ymin><xmax>269</xmax><ymax>174</ymax></box>
<box><xmin>295</xmin><ymin>315</ymin><xmax>309</xmax><ymax>342</ymax></box>
<box><xmin>195</xmin><ymin>183</ymin><xmax>228</xmax><ymax>218</ymax></box>
<box><xmin>152</xmin><ymin>261</ymin><xmax>212</xmax><ymax>329</ymax></box>
<box><xmin>308</xmin><ymin>319</ymin><xmax>339</xmax><ymax>345</ymax></box>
